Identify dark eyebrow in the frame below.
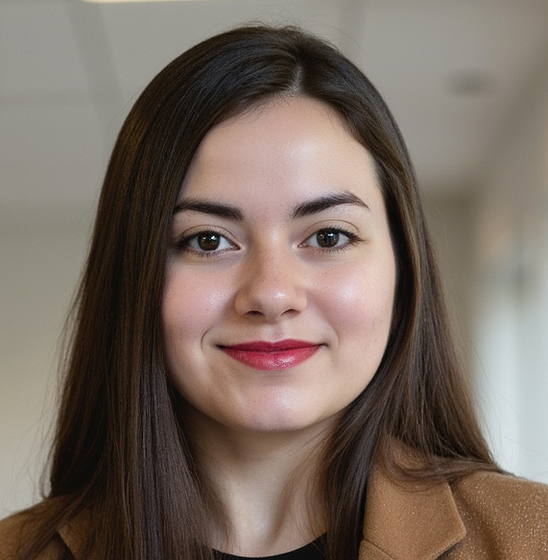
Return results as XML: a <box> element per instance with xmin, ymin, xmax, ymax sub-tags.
<box><xmin>173</xmin><ymin>198</ymin><xmax>244</xmax><ymax>220</ymax></box>
<box><xmin>291</xmin><ymin>191</ymin><xmax>370</xmax><ymax>218</ymax></box>
<box><xmin>173</xmin><ymin>191</ymin><xmax>369</xmax><ymax>221</ymax></box>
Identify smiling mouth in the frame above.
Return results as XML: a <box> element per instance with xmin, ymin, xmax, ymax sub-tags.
<box><xmin>218</xmin><ymin>340</ymin><xmax>321</xmax><ymax>371</ymax></box>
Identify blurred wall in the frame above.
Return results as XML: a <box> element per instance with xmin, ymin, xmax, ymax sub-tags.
<box><xmin>471</xmin><ymin>57</ymin><xmax>548</xmax><ymax>482</ymax></box>
<box><xmin>0</xmin><ymin>217</ymin><xmax>91</xmax><ymax>516</ymax></box>
<box><xmin>423</xmin><ymin>58</ymin><xmax>548</xmax><ymax>484</ymax></box>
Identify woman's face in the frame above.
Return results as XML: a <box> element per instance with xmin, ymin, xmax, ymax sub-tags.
<box><xmin>162</xmin><ymin>96</ymin><xmax>396</xmax><ymax>438</ymax></box>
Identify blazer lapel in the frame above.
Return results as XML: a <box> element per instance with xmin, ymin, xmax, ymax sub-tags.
<box><xmin>359</xmin><ymin>467</ymin><xmax>466</xmax><ymax>560</ymax></box>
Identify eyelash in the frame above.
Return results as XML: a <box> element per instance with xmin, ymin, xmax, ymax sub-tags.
<box><xmin>175</xmin><ymin>227</ymin><xmax>360</xmax><ymax>257</ymax></box>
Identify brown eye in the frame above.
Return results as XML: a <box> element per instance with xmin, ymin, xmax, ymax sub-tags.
<box><xmin>182</xmin><ymin>231</ymin><xmax>234</xmax><ymax>254</ymax></box>
<box><xmin>302</xmin><ymin>227</ymin><xmax>359</xmax><ymax>251</ymax></box>
<box><xmin>316</xmin><ymin>230</ymin><xmax>340</xmax><ymax>248</ymax></box>
<box><xmin>197</xmin><ymin>232</ymin><xmax>221</xmax><ymax>251</ymax></box>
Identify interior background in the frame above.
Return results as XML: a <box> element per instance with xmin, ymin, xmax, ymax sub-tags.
<box><xmin>2</xmin><ymin>0</ymin><xmax>548</xmax><ymax>515</ymax></box>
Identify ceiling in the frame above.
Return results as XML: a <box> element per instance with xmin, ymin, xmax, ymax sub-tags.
<box><xmin>2</xmin><ymin>0</ymin><xmax>548</xmax><ymax>228</ymax></box>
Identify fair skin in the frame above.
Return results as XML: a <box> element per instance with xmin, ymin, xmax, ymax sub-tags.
<box><xmin>162</xmin><ymin>96</ymin><xmax>396</xmax><ymax>556</ymax></box>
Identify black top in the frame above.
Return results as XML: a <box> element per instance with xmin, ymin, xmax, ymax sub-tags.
<box><xmin>213</xmin><ymin>535</ymin><xmax>325</xmax><ymax>560</ymax></box>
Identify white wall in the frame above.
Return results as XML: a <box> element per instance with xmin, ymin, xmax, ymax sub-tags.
<box><xmin>471</xmin><ymin>61</ymin><xmax>548</xmax><ymax>482</ymax></box>
<box><xmin>0</xmin><ymin>212</ymin><xmax>91</xmax><ymax>516</ymax></box>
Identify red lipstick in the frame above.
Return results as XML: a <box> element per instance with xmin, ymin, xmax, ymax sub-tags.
<box><xmin>219</xmin><ymin>340</ymin><xmax>320</xmax><ymax>371</ymax></box>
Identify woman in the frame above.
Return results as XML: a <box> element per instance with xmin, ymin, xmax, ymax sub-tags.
<box><xmin>1</xmin><ymin>25</ymin><xmax>547</xmax><ymax>560</ymax></box>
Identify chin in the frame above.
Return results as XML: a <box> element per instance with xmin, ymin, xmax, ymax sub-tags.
<box><xmin>233</xmin><ymin>408</ymin><xmax>339</xmax><ymax>437</ymax></box>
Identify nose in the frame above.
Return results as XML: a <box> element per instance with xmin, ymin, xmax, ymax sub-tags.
<box><xmin>234</xmin><ymin>247</ymin><xmax>307</xmax><ymax>321</ymax></box>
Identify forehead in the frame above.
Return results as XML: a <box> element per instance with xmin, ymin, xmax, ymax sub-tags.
<box><xmin>180</xmin><ymin>96</ymin><xmax>381</xmax><ymax>209</ymax></box>
<box><xmin>199</xmin><ymin>96</ymin><xmax>359</xmax><ymax>156</ymax></box>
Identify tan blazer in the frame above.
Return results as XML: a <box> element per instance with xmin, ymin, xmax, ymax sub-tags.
<box><xmin>1</xmin><ymin>468</ymin><xmax>548</xmax><ymax>559</ymax></box>
<box><xmin>359</xmin><ymin>468</ymin><xmax>548</xmax><ymax>559</ymax></box>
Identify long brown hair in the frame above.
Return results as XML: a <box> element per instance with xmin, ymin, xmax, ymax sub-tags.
<box><xmin>20</xmin><ymin>25</ymin><xmax>497</xmax><ymax>560</ymax></box>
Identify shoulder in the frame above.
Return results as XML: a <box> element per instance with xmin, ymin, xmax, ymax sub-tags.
<box><xmin>449</xmin><ymin>470</ymin><xmax>548</xmax><ymax>557</ymax></box>
<box><xmin>0</xmin><ymin>510</ymin><xmax>75</xmax><ymax>560</ymax></box>
<box><xmin>361</xmin><ymin>461</ymin><xmax>548</xmax><ymax>560</ymax></box>
<box><xmin>453</xmin><ymin>468</ymin><xmax>548</xmax><ymax>508</ymax></box>
<box><xmin>452</xmin><ymin>469</ymin><xmax>548</xmax><ymax>522</ymax></box>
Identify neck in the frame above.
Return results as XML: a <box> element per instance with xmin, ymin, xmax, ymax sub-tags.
<box><xmin>184</xmin><ymin>409</ymin><xmax>333</xmax><ymax>556</ymax></box>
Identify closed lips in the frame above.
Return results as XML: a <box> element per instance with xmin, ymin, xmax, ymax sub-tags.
<box><xmin>218</xmin><ymin>340</ymin><xmax>321</xmax><ymax>370</ymax></box>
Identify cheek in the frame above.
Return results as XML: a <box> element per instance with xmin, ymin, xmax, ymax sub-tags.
<box><xmin>161</xmin><ymin>270</ymin><xmax>233</xmax><ymax>392</ymax></box>
<box><xmin>320</xmin><ymin>263</ymin><xmax>396</xmax><ymax>335</ymax></box>
<box><xmin>161</xmin><ymin>271</ymin><xmax>236</xmax><ymax>394</ymax></box>
<box><xmin>162</xmin><ymin>268</ymin><xmax>232</xmax><ymax>334</ymax></box>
